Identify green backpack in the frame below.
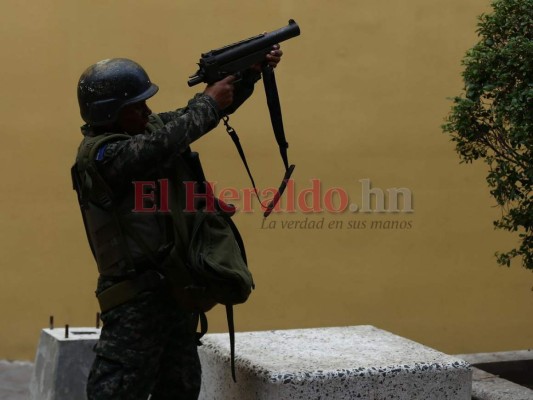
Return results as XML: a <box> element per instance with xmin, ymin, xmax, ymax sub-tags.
<box><xmin>188</xmin><ymin>210</ymin><xmax>253</xmax><ymax>305</ymax></box>
<box><xmin>162</xmin><ymin>204</ymin><xmax>253</xmax><ymax>382</ymax></box>
<box><xmin>165</xmin><ymin>151</ymin><xmax>254</xmax><ymax>383</ymax></box>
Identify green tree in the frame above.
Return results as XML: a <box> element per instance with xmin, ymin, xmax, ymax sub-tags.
<box><xmin>443</xmin><ymin>0</ymin><xmax>532</xmax><ymax>269</ymax></box>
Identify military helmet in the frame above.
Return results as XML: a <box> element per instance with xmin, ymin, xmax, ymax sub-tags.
<box><xmin>77</xmin><ymin>58</ymin><xmax>159</xmax><ymax>126</ymax></box>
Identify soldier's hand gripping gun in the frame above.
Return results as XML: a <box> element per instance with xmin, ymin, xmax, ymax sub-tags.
<box><xmin>188</xmin><ymin>20</ymin><xmax>300</xmax><ymax>218</ymax></box>
<box><xmin>187</xmin><ymin>19</ymin><xmax>300</xmax><ymax>86</ymax></box>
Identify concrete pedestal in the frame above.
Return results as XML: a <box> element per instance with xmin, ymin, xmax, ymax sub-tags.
<box><xmin>29</xmin><ymin>328</ymin><xmax>100</xmax><ymax>400</ymax></box>
<box><xmin>198</xmin><ymin>325</ymin><xmax>472</xmax><ymax>400</ymax></box>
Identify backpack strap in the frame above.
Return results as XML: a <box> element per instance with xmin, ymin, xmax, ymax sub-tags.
<box><xmin>226</xmin><ymin>304</ymin><xmax>237</xmax><ymax>382</ymax></box>
<box><xmin>193</xmin><ymin>311</ymin><xmax>208</xmax><ymax>345</ymax></box>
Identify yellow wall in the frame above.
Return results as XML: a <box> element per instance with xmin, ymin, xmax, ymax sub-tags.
<box><xmin>1</xmin><ymin>0</ymin><xmax>531</xmax><ymax>361</ymax></box>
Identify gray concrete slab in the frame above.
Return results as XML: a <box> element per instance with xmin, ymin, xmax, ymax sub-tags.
<box><xmin>199</xmin><ymin>325</ymin><xmax>472</xmax><ymax>400</ymax></box>
<box><xmin>470</xmin><ymin>367</ymin><xmax>533</xmax><ymax>400</ymax></box>
<box><xmin>457</xmin><ymin>350</ymin><xmax>533</xmax><ymax>365</ymax></box>
<box><xmin>456</xmin><ymin>351</ymin><xmax>533</xmax><ymax>400</ymax></box>
<box><xmin>0</xmin><ymin>360</ymin><xmax>33</xmax><ymax>400</ymax></box>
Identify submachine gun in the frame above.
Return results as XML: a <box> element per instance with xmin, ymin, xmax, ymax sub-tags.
<box><xmin>188</xmin><ymin>20</ymin><xmax>301</xmax><ymax>217</ymax></box>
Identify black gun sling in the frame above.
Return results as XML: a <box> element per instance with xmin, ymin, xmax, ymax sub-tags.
<box><xmin>223</xmin><ymin>64</ymin><xmax>295</xmax><ymax>218</ymax></box>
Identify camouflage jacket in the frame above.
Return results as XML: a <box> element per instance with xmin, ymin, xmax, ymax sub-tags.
<box><xmin>76</xmin><ymin>72</ymin><xmax>259</xmax><ymax>278</ymax></box>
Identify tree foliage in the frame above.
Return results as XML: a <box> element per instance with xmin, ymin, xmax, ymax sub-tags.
<box><xmin>443</xmin><ymin>0</ymin><xmax>532</xmax><ymax>269</ymax></box>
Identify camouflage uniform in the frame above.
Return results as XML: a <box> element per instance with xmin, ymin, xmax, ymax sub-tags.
<box><xmin>87</xmin><ymin>288</ymin><xmax>201</xmax><ymax>399</ymax></box>
<box><xmin>78</xmin><ymin>73</ymin><xmax>259</xmax><ymax>400</ymax></box>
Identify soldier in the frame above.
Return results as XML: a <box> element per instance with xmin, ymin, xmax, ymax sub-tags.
<box><xmin>73</xmin><ymin>48</ymin><xmax>282</xmax><ymax>400</ymax></box>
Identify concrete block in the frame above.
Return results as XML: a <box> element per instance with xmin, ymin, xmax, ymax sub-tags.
<box><xmin>29</xmin><ymin>328</ymin><xmax>100</xmax><ymax>400</ymax></box>
<box><xmin>198</xmin><ymin>325</ymin><xmax>472</xmax><ymax>400</ymax></box>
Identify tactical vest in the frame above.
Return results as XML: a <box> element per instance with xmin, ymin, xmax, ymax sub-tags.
<box><xmin>72</xmin><ymin>114</ymin><xmax>191</xmax><ymax>278</ymax></box>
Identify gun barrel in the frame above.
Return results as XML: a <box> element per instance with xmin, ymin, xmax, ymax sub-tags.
<box><xmin>187</xmin><ymin>75</ymin><xmax>204</xmax><ymax>86</ymax></box>
<box><xmin>204</xmin><ymin>20</ymin><xmax>300</xmax><ymax>69</ymax></box>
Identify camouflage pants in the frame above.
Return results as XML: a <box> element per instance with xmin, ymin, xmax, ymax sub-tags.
<box><xmin>87</xmin><ymin>285</ymin><xmax>201</xmax><ymax>400</ymax></box>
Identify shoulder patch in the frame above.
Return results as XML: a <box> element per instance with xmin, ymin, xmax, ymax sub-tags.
<box><xmin>95</xmin><ymin>144</ymin><xmax>108</xmax><ymax>161</ymax></box>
